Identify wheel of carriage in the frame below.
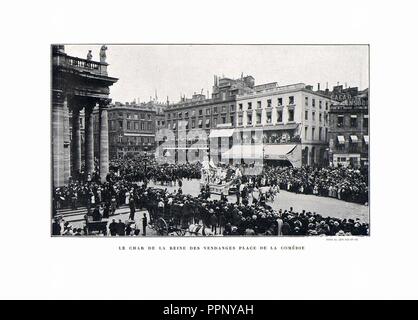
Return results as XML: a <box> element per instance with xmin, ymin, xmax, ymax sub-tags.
<box><xmin>156</xmin><ymin>218</ymin><xmax>168</xmax><ymax>236</ymax></box>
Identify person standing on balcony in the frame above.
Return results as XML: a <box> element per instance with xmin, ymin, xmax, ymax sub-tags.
<box><xmin>86</xmin><ymin>50</ymin><xmax>92</xmax><ymax>61</ymax></box>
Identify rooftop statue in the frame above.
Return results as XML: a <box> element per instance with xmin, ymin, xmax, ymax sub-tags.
<box><xmin>100</xmin><ymin>45</ymin><xmax>108</xmax><ymax>63</ymax></box>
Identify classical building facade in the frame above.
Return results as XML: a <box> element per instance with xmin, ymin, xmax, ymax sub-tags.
<box><xmin>158</xmin><ymin>75</ymin><xmax>255</xmax><ymax>163</ymax></box>
<box><xmin>158</xmin><ymin>75</ymin><xmax>334</xmax><ymax>167</ymax></box>
<box><xmin>51</xmin><ymin>45</ymin><xmax>118</xmax><ymax>187</ymax></box>
<box><xmin>227</xmin><ymin>83</ymin><xmax>333</xmax><ymax>167</ymax></box>
<box><xmin>328</xmin><ymin>89</ymin><xmax>369</xmax><ymax>167</ymax></box>
<box><xmin>93</xmin><ymin>102</ymin><xmax>157</xmax><ymax>159</ymax></box>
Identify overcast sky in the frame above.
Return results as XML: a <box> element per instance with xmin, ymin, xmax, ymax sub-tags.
<box><xmin>64</xmin><ymin>44</ymin><xmax>369</xmax><ymax>104</ymax></box>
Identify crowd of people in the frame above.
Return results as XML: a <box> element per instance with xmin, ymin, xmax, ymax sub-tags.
<box><xmin>109</xmin><ymin>155</ymin><xmax>201</xmax><ymax>184</ymax></box>
<box><xmin>52</xmin><ymin>155</ymin><xmax>369</xmax><ymax>237</ymax></box>
<box><xmin>242</xmin><ymin>166</ymin><xmax>369</xmax><ymax>204</ymax></box>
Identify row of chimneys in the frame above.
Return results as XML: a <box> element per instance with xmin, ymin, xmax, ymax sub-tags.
<box><xmin>316</xmin><ymin>82</ymin><xmax>349</xmax><ymax>91</ymax></box>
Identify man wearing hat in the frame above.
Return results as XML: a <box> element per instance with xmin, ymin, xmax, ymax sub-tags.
<box><xmin>142</xmin><ymin>213</ymin><xmax>148</xmax><ymax>236</ymax></box>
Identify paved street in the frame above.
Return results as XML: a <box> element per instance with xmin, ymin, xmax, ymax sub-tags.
<box><xmin>144</xmin><ymin>178</ymin><xmax>370</xmax><ymax>223</ymax></box>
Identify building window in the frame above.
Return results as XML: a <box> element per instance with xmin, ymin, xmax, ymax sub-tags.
<box><xmin>178</xmin><ymin>112</ymin><xmax>182</xmax><ymax>119</ymax></box>
<box><xmin>248</xmin><ymin>102</ymin><xmax>252</xmax><ymax>110</ymax></box>
<box><xmin>222</xmin><ymin>116</ymin><xmax>226</xmax><ymax>124</ymax></box>
<box><xmin>213</xmin><ymin>118</ymin><xmax>218</xmax><ymax>127</ymax></box>
<box><xmin>118</xmin><ymin>134</ymin><xmax>123</xmax><ymax>143</ymax></box>
<box><xmin>319</xmin><ymin>113</ymin><xmax>322</xmax><ymax>123</ymax></box>
<box><xmin>119</xmin><ymin>120</ymin><xmax>123</xmax><ymax>129</ymax></box>
<box><xmin>350</xmin><ymin>115</ymin><xmax>358</xmax><ymax>128</ymax></box>
<box><xmin>184</xmin><ymin>111</ymin><xmax>189</xmax><ymax>118</ymax></box>
<box><xmin>326</xmin><ymin>101</ymin><xmax>329</xmax><ymax>110</ymax></box>
<box><xmin>256</xmin><ymin>112</ymin><xmax>261</xmax><ymax>124</ymax></box>
<box><xmin>363</xmin><ymin>116</ymin><xmax>369</xmax><ymax>128</ymax></box>
<box><xmin>199</xmin><ymin>109</ymin><xmax>203</xmax><ymax>116</ymax></box>
<box><xmin>167</xmin><ymin>113</ymin><xmax>171</xmax><ymax>119</ymax></box>
<box><xmin>278</xmin><ymin>98</ymin><xmax>283</xmax><ymax>106</ymax></box>
<box><xmin>305</xmin><ymin>97</ymin><xmax>308</xmax><ymax>106</ymax></box>
<box><xmin>305</xmin><ymin>110</ymin><xmax>308</xmax><ymax>120</ymax></box>
<box><xmin>247</xmin><ymin>113</ymin><xmax>253</xmax><ymax>125</ymax></box>
<box><xmin>191</xmin><ymin>119</ymin><xmax>196</xmax><ymax>128</ymax></box>
<box><xmin>141</xmin><ymin>113</ymin><xmax>145</xmax><ymax>119</ymax></box>
<box><xmin>257</xmin><ymin>101</ymin><xmax>262</xmax><ymax>109</ymax></box>
<box><xmin>206</xmin><ymin>119</ymin><xmax>211</xmax><ymax>128</ymax></box>
<box><xmin>312</xmin><ymin>99</ymin><xmax>316</xmax><ymax>107</ymax></box>
<box><xmin>230</xmin><ymin>115</ymin><xmax>234</xmax><ymax>124</ymax></box>
<box><xmin>238</xmin><ymin>115</ymin><xmax>243</xmax><ymax>126</ymax></box>
<box><xmin>148</xmin><ymin>123</ymin><xmax>152</xmax><ymax>131</ymax></box>
<box><xmin>213</xmin><ymin>107</ymin><xmax>218</xmax><ymax>114</ymax></box>
<box><xmin>221</xmin><ymin>106</ymin><xmax>226</xmax><ymax>113</ymax></box>
<box><xmin>289</xmin><ymin>96</ymin><xmax>295</xmax><ymax>105</ymax></box>
<box><xmin>312</xmin><ymin>112</ymin><xmax>315</xmax><ymax>121</ymax></box>
<box><xmin>266</xmin><ymin>111</ymin><xmax>272</xmax><ymax>124</ymax></box>
<box><xmin>206</xmin><ymin>108</ymin><xmax>211</xmax><ymax>115</ymax></box>
<box><xmin>141</xmin><ymin>122</ymin><xmax>145</xmax><ymax>130</ymax></box>
<box><xmin>312</xmin><ymin>127</ymin><xmax>315</xmax><ymax>140</ymax></box>
<box><xmin>134</xmin><ymin>122</ymin><xmax>139</xmax><ymax>130</ymax></box>
<box><xmin>288</xmin><ymin>109</ymin><xmax>295</xmax><ymax>122</ymax></box>
<box><xmin>147</xmin><ymin>114</ymin><xmax>151</xmax><ymax>120</ymax></box>
<box><xmin>319</xmin><ymin>100</ymin><xmax>322</xmax><ymax>109</ymax></box>
<box><xmin>230</xmin><ymin>104</ymin><xmax>234</xmax><ymax>112</ymax></box>
<box><xmin>238</xmin><ymin>103</ymin><xmax>243</xmax><ymax>111</ymax></box>
<box><xmin>277</xmin><ymin>110</ymin><xmax>283</xmax><ymax>123</ymax></box>
<box><xmin>319</xmin><ymin>127</ymin><xmax>322</xmax><ymax>140</ymax></box>
<box><xmin>305</xmin><ymin>127</ymin><xmax>308</xmax><ymax>140</ymax></box>
<box><xmin>337</xmin><ymin>115</ymin><xmax>344</xmax><ymax>127</ymax></box>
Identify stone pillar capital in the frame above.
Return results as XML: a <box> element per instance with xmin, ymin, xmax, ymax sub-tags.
<box><xmin>99</xmin><ymin>98</ymin><xmax>112</xmax><ymax>108</ymax></box>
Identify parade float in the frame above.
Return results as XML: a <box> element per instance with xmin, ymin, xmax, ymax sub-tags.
<box><xmin>200</xmin><ymin>159</ymin><xmax>242</xmax><ymax>195</ymax></box>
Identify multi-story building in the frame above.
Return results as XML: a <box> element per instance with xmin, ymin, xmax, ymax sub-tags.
<box><xmin>93</xmin><ymin>101</ymin><xmax>156</xmax><ymax>159</ymax></box>
<box><xmin>158</xmin><ymin>75</ymin><xmax>255</xmax><ymax>163</ymax></box>
<box><xmin>224</xmin><ymin>83</ymin><xmax>333</xmax><ymax>167</ymax></box>
<box><xmin>328</xmin><ymin>88</ymin><xmax>369</xmax><ymax>167</ymax></box>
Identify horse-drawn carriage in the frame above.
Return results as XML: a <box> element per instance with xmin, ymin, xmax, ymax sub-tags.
<box><xmin>151</xmin><ymin>217</ymin><xmax>213</xmax><ymax>236</ymax></box>
<box><xmin>85</xmin><ymin>217</ymin><xmax>108</xmax><ymax>235</ymax></box>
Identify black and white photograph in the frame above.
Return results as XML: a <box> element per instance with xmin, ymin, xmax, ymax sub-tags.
<box><xmin>2</xmin><ymin>0</ymin><xmax>418</xmax><ymax>302</ymax></box>
<box><xmin>51</xmin><ymin>44</ymin><xmax>369</xmax><ymax>237</ymax></box>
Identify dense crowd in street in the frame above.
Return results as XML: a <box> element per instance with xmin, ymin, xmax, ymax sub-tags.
<box><xmin>109</xmin><ymin>156</ymin><xmax>201</xmax><ymax>184</ymax></box>
<box><xmin>53</xmin><ymin>180</ymin><xmax>368</xmax><ymax>236</ymax></box>
<box><xmin>52</xmin><ymin>155</ymin><xmax>369</xmax><ymax>236</ymax></box>
<box><xmin>240</xmin><ymin>166</ymin><xmax>368</xmax><ymax>204</ymax></box>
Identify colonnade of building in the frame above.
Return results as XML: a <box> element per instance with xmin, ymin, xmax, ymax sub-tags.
<box><xmin>52</xmin><ymin>91</ymin><xmax>110</xmax><ymax>187</ymax></box>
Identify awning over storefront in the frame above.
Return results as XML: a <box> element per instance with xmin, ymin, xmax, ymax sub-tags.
<box><xmin>264</xmin><ymin>144</ymin><xmax>297</xmax><ymax>160</ymax></box>
<box><xmin>350</xmin><ymin>135</ymin><xmax>359</xmax><ymax>143</ymax></box>
<box><xmin>364</xmin><ymin>135</ymin><xmax>369</xmax><ymax>144</ymax></box>
<box><xmin>222</xmin><ymin>144</ymin><xmax>263</xmax><ymax>160</ymax></box>
<box><xmin>337</xmin><ymin>136</ymin><xmax>345</xmax><ymax>144</ymax></box>
<box><xmin>209</xmin><ymin>128</ymin><xmax>235</xmax><ymax>138</ymax></box>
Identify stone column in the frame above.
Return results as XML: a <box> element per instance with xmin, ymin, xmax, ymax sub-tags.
<box><xmin>63</xmin><ymin>98</ymin><xmax>71</xmax><ymax>184</ymax></box>
<box><xmin>52</xmin><ymin>89</ymin><xmax>65</xmax><ymax>187</ymax></box>
<box><xmin>84</xmin><ymin>105</ymin><xmax>95</xmax><ymax>178</ymax></box>
<box><xmin>99</xmin><ymin>101</ymin><xmax>110</xmax><ymax>182</ymax></box>
<box><xmin>71</xmin><ymin>107</ymin><xmax>81</xmax><ymax>177</ymax></box>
